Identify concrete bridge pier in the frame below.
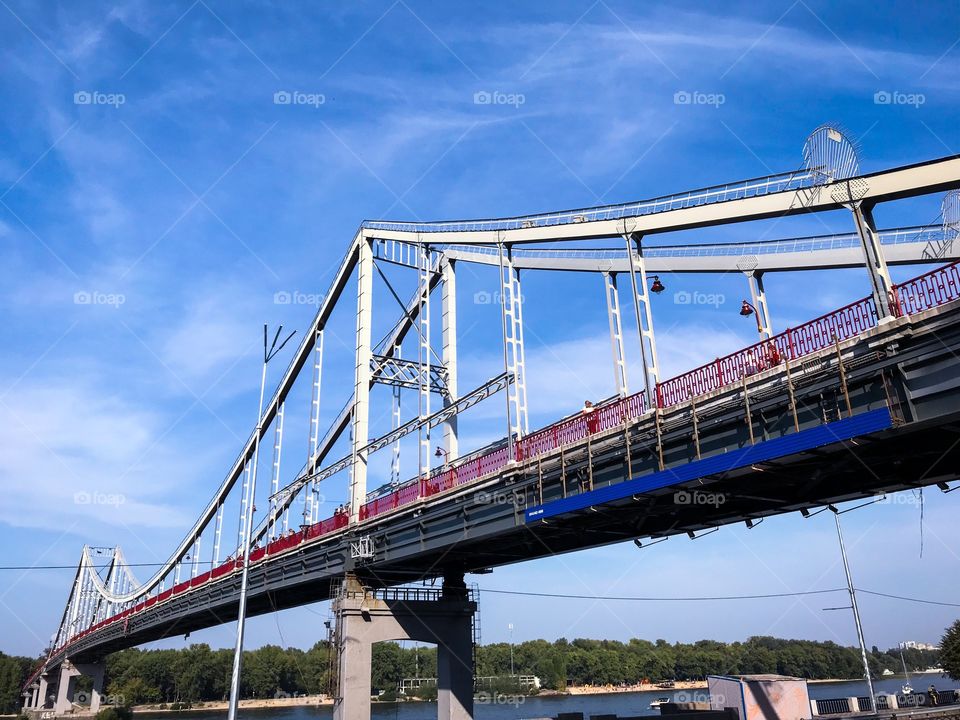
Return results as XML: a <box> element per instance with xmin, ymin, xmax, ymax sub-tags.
<box><xmin>333</xmin><ymin>573</ymin><xmax>476</xmax><ymax>720</ymax></box>
<box><xmin>36</xmin><ymin>672</ymin><xmax>54</xmax><ymax>709</ymax></box>
<box><xmin>54</xmin><ymin>660</ymin><xmax>106</xmax><ymax>715</ymax></box>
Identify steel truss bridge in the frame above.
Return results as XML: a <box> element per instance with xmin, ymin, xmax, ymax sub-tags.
<box><xmin>21</xmin><ymin>128</ymin><xmax>960</xmax><ymax>718</ymax></box>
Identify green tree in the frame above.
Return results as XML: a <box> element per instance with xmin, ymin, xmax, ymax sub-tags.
<box><xmin>941</xmin><ymin>619</ymin><xmax>960</xmax><ymax>680</ymax></box>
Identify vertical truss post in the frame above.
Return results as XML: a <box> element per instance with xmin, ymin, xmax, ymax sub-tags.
<box><xmin>602</xmin><ymin>272</ymin><xmax>629</xmax><ymax>397</ymax></box>
<box><xmin>191</xmin><ymin>536</ymin><xmax>201</xmax><ymax>578</ymax></box>
<box><xmin>624</xmin><ymin>233</ymin><xmax>661</xmax><ymax>405</ymax></box>
<box><xmin>305</xmin><ymin>329</ymin><xmax>324</xmax><ymax>525</ymax></box>
<box><xmin>851</xmin><ymin>202</ymin><xmax>895</xmax><ymax>319</ymax></box>
<box><xmin>497</xmin><ymin>243</ymin><xmax>529</xmax><ymax>450</ymax></box>
<box><xmin>269</xmin><ymin>401</ymin><xmax>285</xmax><ymax>538</ymax></box>
<box><xmin>441</xmin><ymin>256</ymin><xmax>459</xmax><ymax>460</ymax></box>
<box><xmin>211</xmin><ymin>501</ymin><xmax>224</xmax><ymax>565</ymax></box>
<box><xmin>418</xmin><ymin>243</ymin><xmax>432</xmax><ymax>481</ymax></box>
<box><xmin>746</xmin><ymin>271</ymin><xmax>773</xmax><ymax>339</ymax></box>
<box><xmin>238</xmin><ymin>460</ymin><xmax>251</xmax><ymax>547</ymax></box>
<box><xmin>350</xmin><ymin>238</ymin><xmax>374</xmax><ymax>524</ymax></box>
<box><xmin>390</xmin><ymin>345</ymin><xmax>402</xmax><ymax>485</ymax></box>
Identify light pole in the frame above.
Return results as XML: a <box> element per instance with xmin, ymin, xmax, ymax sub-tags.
<box><xmin>227</xmin><ymin>325</ymin><xmax>296</xmax><ymax>720</ymax></box>
<box><xmin>508</xmin><ymin>623</ymin><xmax>515</xmax><ymax>677</ymax></box>
<box><xmin>831</xmin><ymin>507</ymin><xmax>876</xmax><ymax>712</ymax></box>
<box><xmin>739</xmin><ymin>300</ymin><xmax>765</xmax><ymax>337</ymax></box>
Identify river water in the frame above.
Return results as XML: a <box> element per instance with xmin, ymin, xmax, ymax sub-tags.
<box><xmin>140</xmin><ymin>674</ymin><xmax>954</xmax><ymax>720</ymax></box>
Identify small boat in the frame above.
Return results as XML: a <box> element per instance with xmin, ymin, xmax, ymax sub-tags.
<box><xmin>900</xmin><ymin>650</ymin><xmax>914</xmax><ymax>695</ymax></box>
<box><xmin>649</xmin><ymin>697</ymin><xmax>671</xmax><ymax>709</ymax></box>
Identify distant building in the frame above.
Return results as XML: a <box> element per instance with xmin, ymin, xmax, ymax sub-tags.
<box><xmin>898</xmin><ymin>641</ymin><xmax>940</xmax><ymax>651</ymax></box>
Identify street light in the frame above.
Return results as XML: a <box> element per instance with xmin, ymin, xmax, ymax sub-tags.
<box><xmin>434</xmin><ymin>446</ymin><xmax>449</xmax><ymax>465</ymax></box>
<box><xmin>739</xmin><ymin>300</ymin><xmax>764</xmax><ymax>335</ymax></box>
<box><xmin>650</xmin><ymin>275</ymin><xmax>665</xmax><ymax>294</ymax></box>
<box><xmin>508</xmin><ymin>623</ymin><xmax>515</xmax><ymax>676</ymax></box>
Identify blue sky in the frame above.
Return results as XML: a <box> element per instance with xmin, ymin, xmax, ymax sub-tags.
<box><xmin>1</xmin><ymin>0</ymin><xmax>959</xmax><ymax>661</ymax></box>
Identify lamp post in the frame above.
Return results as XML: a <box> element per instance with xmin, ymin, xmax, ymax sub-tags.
<box><xmin>227</xmin><ymin>325</ymin><xmax>296</xmax><ymax>720</ymax></box>
<box><xmin>831</xmin><ymin>507</ymin><xmax>876</xmax><ymax>712</ymax></box>
<box><xmin>508</xmin><ymin>623</ymin><xmax>515</xmax><ymax>677</ymax></box>
<box><xmin>739</xmin><ymin>300</ymin><xmax>764</xmax><ymax>337</ymax></box>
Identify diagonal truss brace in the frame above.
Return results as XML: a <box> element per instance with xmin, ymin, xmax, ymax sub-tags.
<box><xmin>371</xmin><ymin>354</ymin><xmax>449</xmax><ymax>396</ymax></box>
<box><xmin>271</xmin><ymin>372</ymin><xmax>512</xmax><ymax>506</ymax></box>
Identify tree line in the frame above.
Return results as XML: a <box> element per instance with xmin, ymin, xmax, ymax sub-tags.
<box><xmin>0</xmin><ymin>634</ymin><xmax>949</xmax><ymax>711</ymax></box>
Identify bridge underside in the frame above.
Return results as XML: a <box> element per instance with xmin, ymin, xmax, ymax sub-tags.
<box><xmin>54</xmin><ymin>301</ymin><xmax>960</xmax><ymax>666</ymax></box>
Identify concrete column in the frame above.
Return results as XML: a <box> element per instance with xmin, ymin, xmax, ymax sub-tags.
<box><xmin>333</xmin><ymin>574</ymin><xmax>476</xmax><ymax>720</ymax></box>
<box><xmin>53</xmin><ymin>660</ymin><xmax>105</xmax><ymax>714</ymax></box>
<box><xmin>54</xmin><ymin>663</ymin><xmax>80</xmax><ymax>714</ymax></box>
<box><xmin>37</xmin><ymin>673</ymin><xmax>52</xmax><ymax>709</ymax></box>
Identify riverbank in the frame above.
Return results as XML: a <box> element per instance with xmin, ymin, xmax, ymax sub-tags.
<box><xmin>133</xmin><ymin>696</ymin><xmax>333</xmax><ymax>713</ymax></box>
<box><xmin>129</xmin><ymin>677</ymin><xmax>872</xmax><ymax>713</ymax></box>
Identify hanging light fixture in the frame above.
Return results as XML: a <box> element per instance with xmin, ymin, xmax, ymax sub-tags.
<box><xmin>739</xmin><ymin>300</ymin><xmax>755</xmax><ymax>316</ymax></box>
<box><xmin>650</xmin><ymin>275</ymin><xmax>665</xmax><ymax>294</ymax></box>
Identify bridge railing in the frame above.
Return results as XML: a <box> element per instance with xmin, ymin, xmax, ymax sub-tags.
<box><xmin>894</xmin><ymin>258</ymin><xmax>960</xmax><ymax>315</ymax></box>
<box><xmin>362</xmin><ymin>168</ymin><xmax>819</xmax><ymax>234</ymax></box>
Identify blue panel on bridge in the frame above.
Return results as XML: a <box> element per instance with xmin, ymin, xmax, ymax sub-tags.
<box><xmin>524</xmin><ymin>407</ymin><xmax>893</xmax><ymax>522</ymax></box>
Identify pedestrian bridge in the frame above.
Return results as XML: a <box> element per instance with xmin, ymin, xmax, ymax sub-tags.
<box><xmin>22</xmin><ymin>126</ymin><xmax>960</xmax><ymax>720</ymax></box>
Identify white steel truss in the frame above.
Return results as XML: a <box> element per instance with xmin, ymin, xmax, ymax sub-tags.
<box><xmin>497</xmin><ymin>244</ymin><xmax>529</xmax><ymax>440</ymax></box>
<box><xmin>624</xmin><ymin>233</ymin><xmax>661</xmax><ymax>402</ymax></box>
<box><xmin>602</xmin><ymin>272</ymin><xmax>629</xmax><ymax>397</ymax></box>
<box><xmin>418</xmin><ymin>243</ymin><xmax>432</xmax><ymax>480</ymax></box>
<box><xmin>745</xmin><ymin>271</ymin><xmax>773</xmax><ymax>339</ymax></box>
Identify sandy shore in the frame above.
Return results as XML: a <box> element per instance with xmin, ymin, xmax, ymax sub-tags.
<box><xmin>564</xmin><ymin>681</ymin><xmax>707</xmax><ymax>695</ymax></box>
<box><xmin>133</xmin><ymin>696</ymin><xmax>333</xmax><ymax>713</ymax></box>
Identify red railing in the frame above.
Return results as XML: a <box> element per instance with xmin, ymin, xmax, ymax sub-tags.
<box><xmin>46</xmin><ymin>260</ymin><xmax>960</xmax><ymax>663</ymax></box>
<box><xmin>894</xmin><ymin>260</ymin><xmax>960</xmax><ymax>315</ymax></box>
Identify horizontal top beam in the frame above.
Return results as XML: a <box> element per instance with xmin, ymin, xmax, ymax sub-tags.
<box><xmin>361</xmin><ymin>154</ymin><xmax>960</xmax><ymax>244</ymax></box>
<box><xmin>440</xmin><ymin>226</ymin><xmax>959</xmax><ymax>273</ymax></box>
